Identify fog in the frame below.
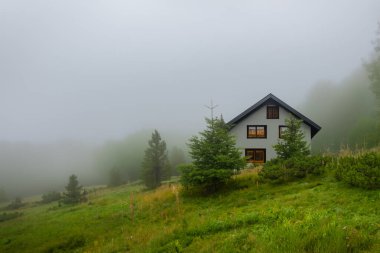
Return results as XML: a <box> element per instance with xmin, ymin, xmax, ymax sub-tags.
<box><xmin>301</xmin><ymin>67</ymin><xmax>379</xmax><ymax>152</ymax></box>
<box><xmin>1</xmin><ymin>1</ymin><xmax>380</xmax><ymax>197</ymax></box>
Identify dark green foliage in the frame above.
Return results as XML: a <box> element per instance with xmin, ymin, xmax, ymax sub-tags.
<box><xmin>262</xmin><ymin>117</ymin><xmax>319</xmax><ymax>184</ymax></box>
<box><xmin>181</xmin><ymin>117</ymin><xmax>245</xmax><ymax>192</ymax></box>
<box><xmin>62</xmin><ymin>175</ymin><xmax>83</xmax><ymax>204</ymax></box>
<box><xmin>142</xmin><ymin>130</ymin><xmax>171</xmax><ymax>189</ymax></box>
<box><xmin>41</xmin><ymin>191</ymin><xmax>61</xmax><ymax>204</ymax></box>
<box><xmin>44</xmin><ymin>235</ymin><xmax>86</xmax><ymax>253</ymax></box>
<box><xmin>260</xmin><ymin>156</ymin><xmax>331</xmax><ymax>183</ymax></box>
<box><xmin>108</xmin><ymin>167</ymin><xmax>123</xmax><ymax>187</ymax></box>
<box><xmin>0</xmin><ymin>212</ymin><xmax>22</xmax><ymax>222</ymax></box>
<box><xmin>179</xmin><ymin>164</ymin><xmax>234</xmax><ymax>192</ymax></box>
<box><xmin>334</xmin><ymin>152</ymin><xmax>380</xmax><ymax>189</ymax></box>
<box><xmin>273</xmin><ymin>117</ymin><xmax>310</xmax><ymax>159</ymax></box>
<box><xmin>6</xmin><ymin>197</ymin><xmax>24</xmax><ymax>210</ymax></box>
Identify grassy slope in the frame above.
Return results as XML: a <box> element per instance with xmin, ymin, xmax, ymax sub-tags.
<box><xmin>0</xmin><ymin>171</ymin><xmax>379</xmax><ymax>253</ymax></box>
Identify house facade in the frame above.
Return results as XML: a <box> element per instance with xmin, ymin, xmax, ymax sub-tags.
<box><xmin>228</xmin><ymin>94</ymin><xmax>321</xmax><ymax>163</ymax></box>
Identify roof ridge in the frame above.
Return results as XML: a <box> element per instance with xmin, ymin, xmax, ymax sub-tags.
<box><xmin>228</xmin><ymin>94</ymin><xmax>321</xmax><ymax>138</ymax></box>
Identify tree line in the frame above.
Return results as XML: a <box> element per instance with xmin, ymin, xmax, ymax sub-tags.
<box><xmin>301</xmin><ymin>24</ymin><xmax>380</xmax><ymax>152</ymax></box>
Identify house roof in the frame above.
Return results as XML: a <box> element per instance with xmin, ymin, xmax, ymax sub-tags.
<box><xmin>228</xmin><ymin>93</ymin><xmax>321</xmax><ymax>138</ymax></box>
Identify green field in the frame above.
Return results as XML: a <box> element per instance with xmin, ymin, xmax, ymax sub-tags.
<box><xmin>0</xmin><ymin>170</ymin><xmax>379</xmax><ymax>253</ymax></box>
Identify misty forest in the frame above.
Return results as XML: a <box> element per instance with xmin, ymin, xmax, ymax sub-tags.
<box><xmin>1</xmin><ymin>1</ymin><xmax>380</xmax><ymax>253</ymax></box>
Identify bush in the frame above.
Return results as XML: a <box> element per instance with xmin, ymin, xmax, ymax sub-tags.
<box><xmin>41</xmin><ymin>191</ymin><xmax>62</xmax><ymax>204</ymax></box>
<box><xmin>0</xmin><ymin>212</ymin><xmax>22</xmax><ymax>222</ymax></box>
<box><xmin>179</xmin><ymin>164</ymin><xmax>234</xmax><ymax>192</ymax></box>
<box><xmin>335</xmin><ymin>152</ymin><xmax>380</xmax><ymax>189</ymax></box>
<box><xmin>6</xmin><ymin>197</ymin><xmax>24</xmax><ymax>210</ymax></box>
<box><xmin>259</xmin><ymin>155</ymin><xmax>331</xmax><ymax>183</ymax></box>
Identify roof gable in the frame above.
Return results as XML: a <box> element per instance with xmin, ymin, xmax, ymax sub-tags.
<box><xmin>228</xmin><ymin>93</ymin><xmax>321</xmax><ymax>138</ymax></box>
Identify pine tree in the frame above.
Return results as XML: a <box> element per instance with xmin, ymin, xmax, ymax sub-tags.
<box><xmin>274</xmin><ymin>117</ymin><xmax>310</xmax><ymax>159</ymax></box>
<box><xmin>142</xmin><ymin>130</ymin><xmax>170</xmax><ymax>189</ymax></box>
<box><xmin>181</xmin><ymin>117</ymin><xmax>245</xmax><ymax>192</ymax></box>
<box><xmin>63</xmin><ymin>174</ymin><xmax>83</xmax><ymax>204</ymax></box>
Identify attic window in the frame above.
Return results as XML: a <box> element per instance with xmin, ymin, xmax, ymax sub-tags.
<box><xmin>267</xmin><ymin>105</ymin><xmax>279</xmax><ymax>119</ymax></box>
<box><xmin>247</xmin><ymin>125</ymin><xmax>267</xmax><ymax>138</ymax></box>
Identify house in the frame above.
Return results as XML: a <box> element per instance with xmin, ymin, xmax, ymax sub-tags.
<box><xmin>228</xmin><ymin>93</ymin><xmax>321</xmax><ymax>163</ymax></box>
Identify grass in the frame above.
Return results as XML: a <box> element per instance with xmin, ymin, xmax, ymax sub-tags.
<box><xmin>0</xmin><ymin>171</ymin><xmax>379</xmax><ymax>253</ymax></box>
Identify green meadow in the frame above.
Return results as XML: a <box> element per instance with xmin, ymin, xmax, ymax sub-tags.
<box><xmin>0</xmin><ymin>170</ymin><xmax>379</xmax><ymax>253</ymax></box>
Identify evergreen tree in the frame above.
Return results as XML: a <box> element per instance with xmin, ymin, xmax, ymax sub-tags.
<box><xmin>63</xmin><ymin>174</ymin><xmax>83</xmax><ymax>204</ymax></box>
<box><xmin>142</xmin><ymin>130</ymin><xmax>170</xmax><ymax>189</ymax></box>
<box><xmin>274</xmin><ymin>117</ymin><xmax>310</xmax><ymax>159</ymax></box>
<box><xmin>181</xmin><ymin>117</ymin><xmax>245</xmax><ymax>192</ymax></box>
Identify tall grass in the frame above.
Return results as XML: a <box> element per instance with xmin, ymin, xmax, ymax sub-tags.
<box><xmin>0</xmin><ymin>166</ymin><xmax>379</xmax><ymax>253</ymax></box>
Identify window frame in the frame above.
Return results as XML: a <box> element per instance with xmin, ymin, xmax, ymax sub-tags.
<box><xmin>267</xmin><ymin>105</ymin><xmax>279</xmax><ymax>119</ymax></box>
<box><xmin>245</xmin><ymin>148</ymin><xmax>266</xmax><ymax>163</ymax></box>
<box><xmin>279</xmin><ymin>125</ymin><xmax>287</xmax><ymax>139</ymax></box>
<box><xmin>247</xmin><ymin>125</ymin><xmax>267</xmax><ymax>139</ymax></box>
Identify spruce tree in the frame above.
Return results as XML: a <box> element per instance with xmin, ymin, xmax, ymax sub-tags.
<box><xmin>142</xmin><ymin>130</ymin><xmax>170</xmax><ymax>189</ymax></box>
<box><xmin>274</xmin><ymin>117</ymin><xmax>310</xmax><ymax>159</ymax></box>
<box><xmin>181</xmin><ymin>117</ymin><xmax>245</xmax><ymax>192</ymax></box>
<box><xmin>63</xmin><ymin>174</ymin><xmax>83</xmax><ymax>204</ymax></box>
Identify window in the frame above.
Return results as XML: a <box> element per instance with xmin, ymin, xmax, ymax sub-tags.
<box><xmin>279</xmin><ymin>125</ymin><xmax>287</xmax><ymax>138</ymax></box>
<box><xmin>247</xmin><ymin>125</ymin><xmax>267</xmax><ymax>138</ymax></box>
<box><xmin>267</xmin><ymin>105</ymin><xmax>279</xmax><ymax>119</ymax></box>
<box><xmin>245</xmin><ymin>149</ymin><xmax>266</xmax><ymax>163</ymax></box>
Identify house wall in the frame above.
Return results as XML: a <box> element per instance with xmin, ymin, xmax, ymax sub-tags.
<box><xmin>229</xmin><ymin>104</ymin><xmax>312</xmax><ymax>161</ymax></box>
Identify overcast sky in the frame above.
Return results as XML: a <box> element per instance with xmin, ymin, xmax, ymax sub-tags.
<box><xmin>1</xmin><ymin>0</ymin><xmax>380</xmax><ymax>142</ymax></box>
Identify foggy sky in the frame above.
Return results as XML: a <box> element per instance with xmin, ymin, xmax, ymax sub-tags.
<box><xmin>1</xmin><ymin>0</ymin><xmax>380</xmax><ymax>142</ymax></box>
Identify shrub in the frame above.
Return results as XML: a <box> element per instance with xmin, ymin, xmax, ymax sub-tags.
<box><xmin>259</xmin><ymin>155</ymin><xmax>330</xmax><ymax>183</ymax></box>
<box><xmin>0</xmin><ymin>212</ymin><xmax>22</xmax><ymax>222</ymax></box>
<box><xmin>6</xmin><ymin>197</ymin><xmax>24</xmax><ymax>210</ymax></box>
<box><xmin>41</xmin><ymin>191</ymin><xmax>62</xmax><ymax>204</ymax></box>
<box><xmin>179</xmin><ymin>164</ymin><xmax>234</xmax><ymax>192</ymax></box>
<box><xmin>335</xmin><ymin>152</ymin><xmax>380</xmax><ymax>189</ymax></box>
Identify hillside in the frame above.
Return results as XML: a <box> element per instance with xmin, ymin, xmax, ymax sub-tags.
<box><xmin>0</xmin><ymin>170</ymin><xmax>379</xmax><ymax>253</ymax></box>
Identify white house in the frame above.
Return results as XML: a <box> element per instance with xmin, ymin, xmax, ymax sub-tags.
<box><xmin>228</xmin><ymin>94</ymin><xmax>321</xmax><ymax>163</ymax></box>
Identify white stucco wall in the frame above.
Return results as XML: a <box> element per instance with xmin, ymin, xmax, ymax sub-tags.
<box><xmin>229</xmin><ymin>104</ymin><xmax>311</xmax><ymax>162</ymax></box>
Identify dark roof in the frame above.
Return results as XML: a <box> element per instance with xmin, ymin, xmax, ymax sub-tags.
<box><xmin>228</xmin><ymin>93</ymin><xmax>321</xmax><ymax>138</ymax></box>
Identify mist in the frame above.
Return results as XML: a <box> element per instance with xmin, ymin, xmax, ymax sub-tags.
<box><xmin>0</xmin><ymin>140</ymin><xmax>98</xmax><ymax>198</ymax></box>
<box><xmin>1</xmin><ymin>1</ymin><xmax>380</xmax><ymax>198</ymax></box>
<box><xmin>301</xmin><ymin>67</ymin><xmax>379</xmax><ymax>152</ymax></box>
